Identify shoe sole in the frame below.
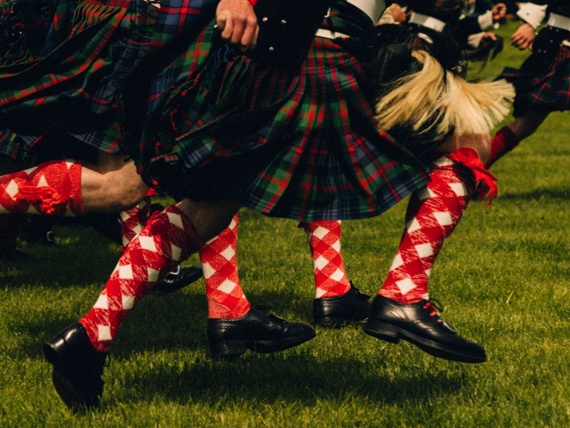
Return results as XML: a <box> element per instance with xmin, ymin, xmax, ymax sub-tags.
<box><xmin>363</xmin><ymin>320</ymin><xmax>486</xmax><ymax>364</ymax></box>
<box><xmin>210</xmin><ymin>329</ymin><xmax>317</xmax><ymax>360</ymax></box>
<box><xmin>314</xmin><ymin>316</ymin><xmax>368</xmax><ymax>328</ymax></box>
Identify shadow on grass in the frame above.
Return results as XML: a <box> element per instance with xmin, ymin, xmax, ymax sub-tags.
<box><xmin>11</xmin><ymin>270</ymin><xmax>467</xmax><ymax>408</ymax></box>
<box><xmin>10</xmin><ymin>288</ymin><xmax>209</xmax><ymax>358</ymax></box>
<box><xmin>498</xmin><ymin>188</ymin><xmax>570</xmax><ymax>201</ymax></box>
<box><xmin>118</xmin><ymin>354</ymin><xmax>467</xmax><ymax>407</ymax></box>
<box><xmin>0</xmin><ymin>234</ymin><xmax>120</xmax><ymax>289</ymax></box>
<box><xmin>12</xmin><ymin>286</ymin><xmax>318</xmax><ymax>357</ymax></box>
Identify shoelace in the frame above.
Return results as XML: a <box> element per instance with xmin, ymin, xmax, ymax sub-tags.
<box><xmin>422</xmin><ymin>298</ymin><xmax>444</xmax><ymax>322</ymax></box>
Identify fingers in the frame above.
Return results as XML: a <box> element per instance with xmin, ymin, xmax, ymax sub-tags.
<box><xmin>239</xmin><ymin>15</ymin><xmax>258</xmax><ymax>50</ymax></box>
<box><xmin>215</xmin><ymin>0</ymin><xmax>258</xmax><ymax>51</ymax></box>
<box><xmin>511</xmin><ymin>24</ymin><xmax>534</xmax><ymax>50</ymax></box>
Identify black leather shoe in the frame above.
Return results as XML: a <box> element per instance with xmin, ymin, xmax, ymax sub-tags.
<box><xmin>364</xmin><ymin>296</ymin><xmax>486</xmax><ymax>363</ymax></box>
<box><xmin>151</xmin><ymin>265</ymin><xmax>203</xmax><ymax>295</ymax></box>
<box><xmin>43</xmin><ymin>323</ymin><xmax>107</xmax><ymax>411</ymax></box>
<box><xmin>207</xmin><ymin>307</ymin><xmax>316</xmax><ymax>359</ymax></box>
<box><xmin>313</xmin><ymin>283</ymin><xmax>371</xmax><ymax>327</ymax></box>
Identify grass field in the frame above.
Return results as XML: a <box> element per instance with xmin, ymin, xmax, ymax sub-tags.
<box><xmin>1</xmin><ymin>21</ymin><xmax>569</xmax><ymax>427</ymax></box>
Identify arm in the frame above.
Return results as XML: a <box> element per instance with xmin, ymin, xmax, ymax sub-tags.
<box><xmin>510</xmin><ymin>2</ymin><xmax>550</xmax><ymax>51</ymax></box>
<box><xmin>516</xmin><ymin>2</ymin><xmax>548</xmax><ymax>29</ymax></box>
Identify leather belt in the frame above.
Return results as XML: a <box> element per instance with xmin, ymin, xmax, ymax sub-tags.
<box><xmin>315</xmin><ymin>28</ymin><xmax>350</xmax><ymax>39</ymax></box>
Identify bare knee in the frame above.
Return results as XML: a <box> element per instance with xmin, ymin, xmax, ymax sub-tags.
<box><xmin>509</xmin><ymin>112</ymin><xmax>549</xmax><ymax>141</ymax></box>
<box><xmin>435</xmin><ymin>133</ymin><xmax>491</xmax><ymax>164</ymax></box>
<box><xmin>81</xmin><ymin>153</ymin><xmax>149</xmax><ymax>212</ymax></box>
<box><xmin>175</xmin><ymin>199</ymin><xmax>240</xmax><ymax>243</ymax></box>
<box><xmin>102</xmin><ymin>165</ymin><xmax>148</xmax><ymax>210</ymax></box>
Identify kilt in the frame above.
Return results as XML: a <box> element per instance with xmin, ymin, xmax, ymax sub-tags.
<box><xmin>0</xmin><ymin>0</ymin><xmax>217</xmax><ymax>157</ymax></box>
<box><xmin>1</xmin><ymin>0</ymin><xmax>442</xmax><ymax>222</ymax></box>
<box><xmin>501</xmin><ymin>27</ymin><xmax>570</xmax><ymax>117</ymax></box>
<box><xmin>129</xmin><ymin>23</ymin><xmax>438</xmax><ymax>222</ymax></box>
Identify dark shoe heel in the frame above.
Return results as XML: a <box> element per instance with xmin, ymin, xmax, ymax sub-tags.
<box><xmin>152</xmin><ymin>266</ymin><xmax>203</xmax><ymax>295</ymax></box>
<box><xmin>363</xmin><ymin>319</ymin><xmax>400</xmax><ymax>344</ymax></box>
<box><xmin>209</xmin><ymin>339</ymin><xmax>247</xmax><ymax>360</ymax></box>
<box><xmin>43</xmin><ymin>323</ymin><xmax>106</xmax><ymax>410</ymax></box>
<box><xmin>313</xmin><ymin>283</ymin><xmax>371</xmax><ymax>328</ymax></box>
<box><xmin>43</xmin><ymin>341</ymin><xmax>59</xmax><ymax>365</ymax></box>
<box><xmin>207</xmin><ymin>308</ymin><xmax>316</xmax><ymax>359</ymax></box>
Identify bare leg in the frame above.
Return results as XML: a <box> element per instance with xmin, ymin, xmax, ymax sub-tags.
<box><xmin>175</xmin><ymin>198</ymin><xmax>240</xmax><ymax>244</ymax></box>
<box><xmin>508</xmin><ymin>110</ymin><xmax>549</xmax><ymax>141</ymax></box>
<box><xmin>0</xmin><ymin>152</ymin><xmax>148</xmax><ymax>216</ymax></box>
<box><xmin>80</xmin><ymin>152</ymin><xmax>149</xmax><ymax>213</ymax></box>
<box><xmin>486</xmin><ymin>110</ymin><xmax>549</xmax><ymax>167</ymax></box>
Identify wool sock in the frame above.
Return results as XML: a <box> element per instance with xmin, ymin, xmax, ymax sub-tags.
<box><xmin>79</xmin><ymin>206</ymin><xmax>202</xmax><ymax>352</ymax></box>
<box><xmin>486</xmin><ymin>126</ymin><xmax>519</xmax><ymax>168</ymax></box>
<box><xmin>118</xmin><ymin>196</ymin><xmax>152</xmax><ymax>250</ymax></box>
<box><xmin>378</xmin><ymin>154</ymin><xmax>477</xmax><ymax>304</ymax></box>
<box><xmin>199</xmin><ymin>214</ymin><xmax>251</xmax><ymax>319</ymax></box>
<box><xmin>0</xmin><ymin>160</ymin><xmax>84</xmax><ymax>216</ymax></box>
<box><xmin>300</xmin><ymin>220</ymin><xmax>351</xmax><ymax>299</ymax></box>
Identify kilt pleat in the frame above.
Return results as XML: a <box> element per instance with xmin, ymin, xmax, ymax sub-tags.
<box><xmin>2</xmin><ymin>0</ymin><xmax>438</xmax><ymax>222</ymax></box>
<box><xmin>0</xmin><ymin>0</ymin><xmax>216</xmax><ymax>155</ymax></box>
<box><xmin>133</xmin><ymin>26</ymin><xmax>431</xmax><ymax>221</ymax></box>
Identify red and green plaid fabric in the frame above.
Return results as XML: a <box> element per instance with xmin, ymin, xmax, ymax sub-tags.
<box><xmin>501</xmin><ymin>28</ymin><xmax>570</xmax><ymax>117</ymax></box>
<box><xmin>2</xmin><ymin>0</ymin><xmax>438</xmax><ymax>222</ymax></box>
<box><xmin>133</xmin><ymin>22</ymin><xmax>433</xmax><ymax>222</ymax></box>
<box><xmin>0</xmin><ymin>0</ymin><xmax>216</xmax><ymax>157</ymax></box>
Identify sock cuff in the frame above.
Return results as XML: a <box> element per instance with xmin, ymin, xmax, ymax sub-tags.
<box><xmin>496</xmin><ymin>126</ymin><xmax>519</xmax><ymax>148</ymax></box>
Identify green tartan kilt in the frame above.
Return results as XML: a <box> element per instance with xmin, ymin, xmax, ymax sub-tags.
<box><xmin>132</xmin><ymin>24</ymin><xmax>435</xmax><ymax>222</ymax></box>
<box><xmin>0</xmin><ymin>0</ymin><xmax>216</xmax><ymax>158</ymax></box>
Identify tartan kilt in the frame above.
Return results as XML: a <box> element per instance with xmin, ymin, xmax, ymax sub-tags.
<box><xmin>0</xmin><ymin>0</ymin><xmax>216</xmax><ymax>157</ymax></box>
<box><xmin>501</xmin><ymin>27</ymin><xmax>570</xmax><ymax>117</ymax></box>
<box><xmin>133</xmin><ymin>25</ymin><xmax>434</xmax><ymax>222</ymax></box>
<box><xmin>0</xmin><ymin>128</ymin><xmax>27</xmax><ymax>161</ymax></box>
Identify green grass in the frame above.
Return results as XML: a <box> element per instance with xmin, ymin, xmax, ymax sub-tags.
<box><xmin>1</xmin><ymin>21</ymin><xmax>570</xmax><ymax>427</ymax></box>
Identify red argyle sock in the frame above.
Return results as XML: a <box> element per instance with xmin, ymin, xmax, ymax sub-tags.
<box><xmin>200</xmin><ymin>214</ymin><xmax>250</xmax><ymax>319</ymax></box>
<box><xmin>300</xmin><ymin>220</ymin><xmax>350</xmax><ymax>298</ymax></box>
<box><xmin>119</xmin><ymin>197</ymin><xmax>152</xmax><ymax>250</ymax></box>
<box><xmin>0</xmin><ymin>160</ymin><xmax>84</xmax><ymax>216</ymax></box>
<box><xmin>79</xmin><ymin>206</ymin><xmax>202</xmax><ymax>352</ymax></box>
<box><xmin>378</xmin><ymin>155</ymin><xmax>476</xmax><ymax>304</ymax></box>
<box><xmin>486</xmin><ymin>126</ymin><xmax>519</xmax><ymax>168</ymax></box>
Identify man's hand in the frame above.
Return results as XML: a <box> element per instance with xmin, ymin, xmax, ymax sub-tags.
<box><xmin>216</xmin><ymin>0</ymin><xmax>259</xmax><ymax>51</ymax></box>
<box><xmin>511</xmin><ymin>22</ymin><xmax>535</xmax><ymax>51</ymax></box>
<box><xmin>491</xmin><ymin>3</ymin><xmax>507</xmax><ymax>23</ymax></box>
